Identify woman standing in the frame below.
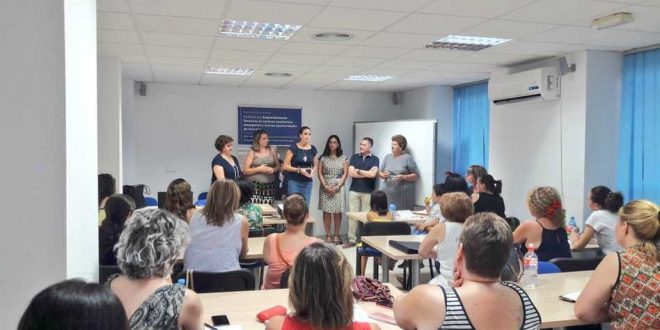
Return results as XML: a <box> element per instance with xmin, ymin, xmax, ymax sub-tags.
<box><xmin>378</xmin><ymin>135</ymin><xmax>419</xmax><ymax>210</ymax></box>
<box><xmin>242</xmin><ymin>130</ymin><xmax>280</xmax><ymax>204</ymax></box>
<box><xmin>211</xmin><ymin>135</ymin><xmax>241</xmax><ymax>183</ymax></box>
<box><xmin>317</xmin><ymin>135</ymin><xmax>348</xmax><ymax>244</ymax></box>
<box><xmin>283</xmin><ymin>126</ymin><xmax>317</xmax><ymax>203</ymax></box>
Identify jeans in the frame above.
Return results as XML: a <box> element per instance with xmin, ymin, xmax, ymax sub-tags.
<box><xmin>287</xmin><ymin>179</ymin><xmax>313</xmax><ymax>205</ymax></box>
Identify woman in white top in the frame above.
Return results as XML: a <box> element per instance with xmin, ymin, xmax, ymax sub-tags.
<box><xmin>570</xmin><ymin>186</ymin><xmax>624</xmax><ymax>254</ymax></box>
<box><xmin>419</xmin><ymin>192</ymin><xmax>474</xmax><ymax>285</ymax></box>
<box><xmin>184</xmin><ymin>180</ymin><xmax>249</xmax><ymax>272</ymax></box>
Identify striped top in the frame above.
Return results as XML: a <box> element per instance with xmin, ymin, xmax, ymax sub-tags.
<box><xmin>439</xmin><ymin>281</ymin><xmax>541</xmax><ymax>330</ymax></box>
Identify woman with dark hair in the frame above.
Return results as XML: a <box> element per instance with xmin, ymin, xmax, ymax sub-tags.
<box><xmin>415</xmin><ymin>173</ymin><xmax>469</xmax><ymax>232</ymax></box>
<box><xmin>266</xmin><ymin>243</ymin><xmax>380</xmax><ymax>330</ymax></box>
<box><xmin>472</xmin><ymin>174</ymin><xmax>506</xmax><ymax>218</ymax></box>
<box><xmin>283</xmin><ymin>126</ymin><xmax>317</xmax><ymax>203</ymax></box>
<box><xmin>98</xmin><ymin>173</ymin><xmax>116</xmax><ymax>226</ymax></box>
<box><xmin>378</xmin><ymin>134</ymin><xmax>418</xmax><ymax>210</ymax></box>
<box><xmin>237</xmin><ymin>180</ymin><xmax>263</xmax><ymax>231</ymax></box>
<box><xmin>211</xmin><ymin>134</ymin><xmax>241</xmax><ymax>183</ymax></box>
<box><xmin>18</xmin><ymin>279</ymin><xmax>128</xmax><ymax>330</ymax></box>
<box><xmin>317</xmin><ymin>135</ymin><xmax>348</xmax><ymax>244</ymax></box>
<box><xmin>569</xmin><ymin>186</ymin><xmax>624</xmax><ymax>253</ymax></box>
<box><xmin>366</xmin><ymin>190</ymin><xmax>392</xmax><ymax>222</ymax></box>
<box><xmin>242</xmin><ymin>130</ymin><xmax>280</xmax><ymax>204</ymax></box>
<box><xmin>465</xmin><ymin>165</ymin><xmax>487</xmax><ymax>194</ymax></box>
<box><xmin>99</xmin><ymin>194</ymin><xmax>135</xmax><ymax>266</ymax></box>
<box><xmin>164</xmin><ymin>178</ymin><xmax>195</xmax><ymax>223</ymax></box>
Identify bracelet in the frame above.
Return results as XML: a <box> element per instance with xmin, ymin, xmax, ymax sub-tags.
<box><xmin>297</xmin><ymin>168</ymin><xmax>301</xmax><ymax>173</ymax></box>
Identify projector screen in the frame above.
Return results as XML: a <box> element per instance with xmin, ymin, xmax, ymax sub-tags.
<box><xmin>354</xmin><ymin>120</ymin><xmax>437</xmax><ymax>208</ymax></box>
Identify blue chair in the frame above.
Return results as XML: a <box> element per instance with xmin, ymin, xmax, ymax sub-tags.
<box><xmin>144</xmin><ymin>197</ymin><xmax>158</xmax><ymax>207</ymax></box>
<box><xmin>195</xmin><ymin>199</ymin><xmax>207</xmax><ymax>207</ymax></box>
<box><xmin>197</xmin><ymin>192</ymin><xmax>208</xmax><ymax>202</ymax></box>
<box><xmin>538</xmin><ymin>261</ymin><xmax>561</xmax><ymax>274</ymax></box>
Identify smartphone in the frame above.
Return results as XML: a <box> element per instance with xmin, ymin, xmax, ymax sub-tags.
<box><xmin>305</xmin><ymin>168</ymin><xmax>312</xmax><ymax>174</ymax></box>
<box><xmin>212</xmin><ymin>315</ymin><xmax>230</xmax><ymax>326</ymax></box>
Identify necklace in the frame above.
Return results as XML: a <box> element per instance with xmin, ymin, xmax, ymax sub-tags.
<box><xmin>302</xmin><ymin>150</ymin><xmax>308</xmax><ymax>163</ymax></box>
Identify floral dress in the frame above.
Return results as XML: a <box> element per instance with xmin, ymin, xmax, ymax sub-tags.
<box><xmin>318</xmin><ymin>155</ymin><xmax>347</xmax><ymax>213</ymax></box>
<box><xmin>239</xmin><ymin>203</ymin><xmax>263</xmax><ymax>230</ymax></box>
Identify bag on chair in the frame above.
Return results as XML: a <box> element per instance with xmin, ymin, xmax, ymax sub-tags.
<box><xmin>123</xmin><ymin>184</ymin><xmax>150</xmax><ymax>209</ymax></box>
<box><xmin>351</xmin><ymin>276</ymin><xmax>393</xmax><ymax>306</ymax></box>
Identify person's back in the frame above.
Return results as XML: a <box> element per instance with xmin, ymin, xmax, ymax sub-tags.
<box><xmin>473</xmin><ymin>192</ymin><xmax>505</xmax><ymax>218</ymax></box>
<box><xmin>185</xmin><ymin>211</ymin><xmax>243</xmax><ymax>272</ymax></box>
<box><xmin>534</xmin><ymin>219</ymin><xmax>572</xmax><ymax>261</ymax></box>
<box><xmin>586</xmin><ymin>209</ymin><xmax>621</xmax><ymax>253</ymax></box>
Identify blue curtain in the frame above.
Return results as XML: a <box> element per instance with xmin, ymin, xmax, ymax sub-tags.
<box><xmin>452</xmin><ymin>82</ymin><xmax>489</xmax><ymax>173</ymax></box>
<box><xmin>617</xmin><ymin>48</ymin><xmax>660</xmax><ymax>202</ymax></box>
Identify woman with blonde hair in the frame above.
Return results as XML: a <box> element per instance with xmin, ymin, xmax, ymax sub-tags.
<box><xmin>242</xmin><ymin>130</ymin><xmax>280</xmax><ymax>204</ymax></box>
<box><xmin>513</xmin><ymin>186</ymin><xmax>572</xmax><ymax>261</ymax></box>
<box><xmin>164</xmin><ymin>178</ymin><xmax>195</xmax><ymax>222</ymax></box>
<box><xmin>575</xmin><ymin>200</ymin><xmax>659</xmax><ymax>329</ymax></box>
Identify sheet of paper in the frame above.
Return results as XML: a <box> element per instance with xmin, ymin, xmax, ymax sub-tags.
<box><xmin>560</xmin><ymin>291</ymin><xmax>581</xmax><ymax>302</ymax></box>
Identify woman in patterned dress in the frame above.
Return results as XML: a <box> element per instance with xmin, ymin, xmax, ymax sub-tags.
<box><xmin>242</xmin><ymin>130</ymin><xmax>280</xmax><ymax>204</ymax></box>
<box><xmin>575</xmin><ymin>199</ymin><xmax>659</xmax><ymax>329</ymax></box>
<box><xmin>317</xmin><ymin>135</ymin><xmax>348</xmax><ymax>244</ymax></box>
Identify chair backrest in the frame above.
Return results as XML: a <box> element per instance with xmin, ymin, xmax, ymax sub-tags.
<box><xmin>361</xmin><ymin>221</ymin><xmax>410</xmax><ymax>237</ymax></box>
<box><xmin>505</xmin><ymin>217</ymin><xmax>520</xmax><ymax>232</ymax></box>
<box><xmin>538</xmin><ymin>261</ymin><xmax>561</xmax><ymax>274</ymax></box>
<box><xmin>99</xmin><ymin>265</ymin><xmax>122</xmax><ymax>284</ymax></box>
<box><xmin>144</xmin><ymin>197</ymin><xmax>158</xmax><ymax>207</ymax></box>
<box><xmin>549</xmin><ymin>257</ymin><xmax>603</xmax><ymax>272</ymax></box>
<box><xmin>279</xmin><ymin>269</ymin><xmax>290</xmax><ymax>289</ymax></box>
<box><xmin>197</xmin><ymin>192</ymin><xmax>208</xmax><ymax>202</ymax></box>
<box><xmin>174</xmin><ymin>269</ymin><xmax>255</xmax><ymax>293</ymax></box>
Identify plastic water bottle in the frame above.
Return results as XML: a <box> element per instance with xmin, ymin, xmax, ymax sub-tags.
<box><xmin>389</xmin><ymin>203</ymin><xmax>397</xmax><ymax>220</ymax></box>
<box><xmin>177</xmin><ymin>278</ymin><xmax>186</xmax><ymax>287</ymax></box>
<box><xmin>568</xmin><ymin>216</ymin><xmax>579</xmax><ymax>233</ymax></box>
<box><xmin>521</xmin><ymin>244</ymin><xmax>538</xmax><ymax>289</ymax></box>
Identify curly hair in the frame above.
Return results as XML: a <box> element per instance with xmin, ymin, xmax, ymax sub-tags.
<box><xmin>391</xmin><ymin>134</ymin><xmax>407</xmax><ymax>151</ymax></box>
<box><xmin>114</xmin><ymin>209</ymin><xmax>189</xmax><ymax>279</ymax></box>
<box><xmin>214</xmin><ymin>135</ymin><xmax>233</xmax><ymax>152</ymax></box>
<box><xmin>527</xmin><ymin>186</ymin><xmax>565</xmax><ymax>227</ymax></box>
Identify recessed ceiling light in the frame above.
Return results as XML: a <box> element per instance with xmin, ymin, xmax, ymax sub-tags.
<box><xmin>591</xmin><ymin>12</ymin><xmax>634</xmax><ymax>30</ymax></box>
<box><xmin>425</xmin><ymin>35</ymin><xmax>511</xmax><ymax>51</ymax></box>
<box><xmin>311</xmin><ymin>32</ymin><xmax>354</xmax><ymax>42</ymax></box>
<box><xmin>205</xmin><ymin>67</ymin><xmax>255</xmax><ymax>76</ymax></box>
<box><xmin>345</xmin><ymin>75</ymin><xmax>393</xmax><ymax>82</ymax></box>
<box><xmin>219</xmin><ymin>20</ymin><xmax>301</xmax><ymax>40</ymax></box>
<box><xmin>264</xmin><ymin>72</ymin><xmax>292</xmax><ymax>77</ymax></box>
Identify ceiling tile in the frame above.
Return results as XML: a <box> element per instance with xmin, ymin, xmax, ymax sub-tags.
<box><xmin>610</xmin><ymin>5</ymin><xmax>660</xmax><ymax>32</ymax></box>
<box><xmin>268</xmin><ymin>53</ymin><xmax>332</xmax><ymax>65</ymax></box>
<box><xmin>642</xmin><ymin>0</ymin><xmax>660</xmax><ymax>6</ymax></box>
<box><xmin>427</xmin><ymin>62</ymin><xmax>498</xmax><ymax>73</ymax></box>
<box><xmin>98</xmin><ymin>29</ymin><xmax>141</xmax><ymax>44</ymax></box>
<box><xmin>308</xmin><ymin>7</ymin><xmax>408</xmax><ymax>31</ymax></box>
<box><xmin>146</xmin><ymin>45</ymin><xmax>211</xmax><ymax>58</ymax></box>
<box><xmin>97</xmin><ymin>0</ymin><xmax>130</xmax><ymax>12</ymax></box>
<box><xmin>454</xmin><ymin>52</ymin><xmax>541</xmax><ymax>65</ymax></box>
<box><xmin>242</xmin><ymin>71</ymin><xmax>296</xmax><ymax>87</ymax></box>
<box><xmin>524</xmin><ymin>26</ymin><xmax>609</xmax><ymax>44</ymax></box>
<box><xmin>310</xmin><ymin>65</ymin><xmax>367</xmax><ymax>74</ymax></box>
<box><xmin>359</xmin><ymin>32</ymin><xmax>438</xmax><ymax>48</ymax></box>
<box><xmin>482</xmin><ymin>40</ymin><xmax>567</xmax><ymax>55</ymax></box>
<box><xmin>329</xmin><ymin>0</ymin><xmax>431</xmax><ymax>12</ymax></box>
<box><xmin>375</xmin><ymin>59</ymin><xmax>438</xmax><ymax>70</ymax></box>
<box><xmin>583</xmin><ymin>29</ymin><xmax>660</xmax><ymax>49</ymax></box>
<box><xmin>200</xmin><ymin>74</ymin><xmax>249</xmax><ymax>86</ymax></box>
<box><xmin>386</xmin><ymin>14</ymin><xmax>486</xmax><ymax>35</ymax></box>
<box><xmin>263</xmin><ymin>0</ymin><xmax>331</xmax><ymax>4</ymax></box>
<box><xmin>321</xmin><ymin>80</ymin><xmax>371</xmax><ymax>91</ymax></box>
<box><xmin>226</xmin><ymin>0</ymin><xmax>324</xmax><ymax>25</ymax></box>
<box><xmin>340</xmin><ymin>46</ymin><xmax>411</xmax><ymax>59</ymax></box>
<box><xmin>396</xmin><ymin>49</ymin><xmax>470</xmax><ymax>62</ymax></box>
<box><xmin>141</xmin><ymin>32</ymin><xmax>215</xmax><ymax>48</ymax></box>
<box><xmin>122</xmin><ymin>63</ymin><xmax>153</xmax><ymax>81</ymax></box>
<box><xmin>98</xmin><ymin>43</ymin><xmax>145</xmax><ymax>56</ymax></box>
<box><xmin>458</xmin><ymin>19</ymin><xmax>558</xmax><ymax>39</ymax></box>
<box><xmin>134</xmin><ymin>15</ymin><xmax>219</xmax><ymax>35</ymax></box>
<box><xmin>209</xmin><ymin>50</ymin><xmax>273</xmax><ymax>62</ymax></box>
<box><xmin>501</xmin><ymin>0</ymin><xmax>627</xmax><ymax>24</ymax></box>
<box><xmin>214</xmin><ymin>37</ymin><xmax>286</xmax><ymax>52</ymax></box>
<box><xmin>128</xmin><ymin>0</ymin><xmax>228</xmax><ymax>19</ymax></box>
<box><xmin>151</xmin><ymin>65</ymin><xmax>202</xmax><ymax>84</ymax></box>
<box><xmin>120</xmin><ymin>55</ymin><xmax>149</xmax><ymax>64</ymax></box>
<box><xmin>278</xmin><ymin>42</ymin><xmax>350</xmax><ymax>55</ymax></box>
<box><xmin>149</xmin><ymin>56</ymin><xmax>207</xmax><ymax>66</ymax></box>
<box><xmin>288</xmin><ymin>27</ymin><xmax>376</xmax><ymax>45</ymax></box>
<box><xmin>419</xmin><ymin>0</ymin><xmax>536</xmax><ymax>18</ymax></box>
<box><xmin>323</xmin><ymin>56</ymin><xmax>386</xmax><ymax>67</ymax></box>
<box><xmin>259</xmin><ymin>63</ymin><xmax>316</xmax><ymax>73</ymax></box>
<box><xmin>97</xmin><ymin>12</ymin><xmax>135</xmax><ymax>30</ymax></box>
<box><xmin>206</xmin><ymin>59</ymin><xmax>265</xmax><ymax>69</ymax></box>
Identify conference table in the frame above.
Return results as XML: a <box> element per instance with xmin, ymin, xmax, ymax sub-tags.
<box><xmin>360</xmin><ymin>235</ymin><xmax>426</xmax><ymax>287</ymax></box>
<box><xmin>346</xmin><ymin>211</ymin><xmax>431</xmax><ymax>224</ymax></box>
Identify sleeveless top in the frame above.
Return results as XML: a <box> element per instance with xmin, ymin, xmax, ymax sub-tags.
<box><xmin>473</xmin><ymin>192</ymin><xmax>506</xmax><ymax>219</ymax></box>
<box><xmin>532</xmin><ymin>220</ymin><xmax>572</xmax><ymax>261</ymax></box>
<box><xmin>281</xmin><ymin>316</ymin><xmax>372</xmax><ymax>330</ymax></box>
<box><xmin>263</xmin><ymin>234</ymin><xmax>320</xmax><ymax>289</ymax></box>
<box><xmin>184</xmin><ymin>212</ymin><xmax>243</xmax><ymax>272</ymax></box>
<box><xmin>607</xmin><ymin>245</ymin><xmax>660</xmax><ymax>330</ymax></box>
<box><xmin>106</xmin><ymin>274</ymin><xmax>185</xmax><ymax>330</ymax></box>
<box><xmin>431</xmin><ymin>222</ymin><xmax>464</xmax><ymax>285</ymax></box>
<box><xmin>438</xmin><ymin>282</ymin><xmax>541</xmax><ymax>330</ymax></box>
<box><xmin>246</xmin><ymin>151</ymin><xmax>276</xmax><ymax>183</ymax></box>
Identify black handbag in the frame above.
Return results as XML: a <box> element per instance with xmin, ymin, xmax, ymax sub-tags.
<box><xmin>122</xmin><ymin>184</ymin><xmax>150</xmax><ymax>209</ymax></box>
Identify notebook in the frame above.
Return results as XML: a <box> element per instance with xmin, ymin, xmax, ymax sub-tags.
<box><xmin>389</xmin><ymin>240</ymin><xmax>420</xmax><ymax>254</ymax></box>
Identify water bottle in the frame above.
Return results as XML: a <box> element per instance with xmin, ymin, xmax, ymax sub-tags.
<box><xmin>568</xmin><ymin>216</ymin><xmax>579</xmax><ymax>233</ymax></box>
<box><xmin>177</xmin><ymin>278</ymin><xmax>186</xmax><ymax>287</ymax></box>
<box><xmin>521</xmin><ymin>244</ymin><xmax>538</xmax><ymax>289</ymax></box>
<box><xmin>389</xmin><ymin>203</ymin><xmax>397</xmax><ymax>220</ymax></box>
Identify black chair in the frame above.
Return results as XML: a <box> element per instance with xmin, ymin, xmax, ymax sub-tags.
<box><xmin>506</xmin><ymin>217</ymin><xmax>520</xmax><ymax>232</ymax></box>
<box><xmin>279</xmin><ymin>269</ymin><xmax>291</xmax><ymax>289</ymax></box>
<box><xmin>99</xmin><ymin>265</ymin><xmax>121</xmax><ymax>284</ymax></box>
<box><xmin>356</xmin><ymin>221</ymin><xmax>411</xmax><ymax>278</ymax></box>
<box><xmin>549</xmin><ymin>257</ymin><xmax>604</xmax><ymax>272</ymax></box>
<box><xmin>174</xmin><ymin>269</ymin><xmax>255</xmax><ymax>293</ymax></box>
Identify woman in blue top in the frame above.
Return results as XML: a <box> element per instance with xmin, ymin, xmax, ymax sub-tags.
<box><xmin>211</xmin><ymin>134</ymin><xmax>241</xmax><ymax>183</ymax></box>
<box><xmin>283</xmin><ymin>126</ymin><xmax>317</xmax><ymax>203</ymax></box>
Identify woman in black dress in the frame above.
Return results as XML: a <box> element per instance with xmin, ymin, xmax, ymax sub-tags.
<box><xmin>472</xmin><ymin>174</ymin><xmax>506</xmax><ymax>219</ymax></box>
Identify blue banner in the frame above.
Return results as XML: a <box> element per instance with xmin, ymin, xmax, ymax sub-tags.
<box><xmin>238</xmin><ymin>106</ymin><xmax>302</xmax><ymax>146</ymax></box>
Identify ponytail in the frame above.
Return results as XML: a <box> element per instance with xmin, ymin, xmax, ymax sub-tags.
<box><xmin>478</xmin><ymin>174</ymin><xmax>502</xmax><ymax>196</ymax></box>
<box><xmin>603</xmin><ymin>192</ymin><xmax>624</xmax><ymax>213</ymax></box>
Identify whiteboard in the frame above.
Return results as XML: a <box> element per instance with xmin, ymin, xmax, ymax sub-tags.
<box><xmin>354</xmin><ymin>120</ymin><xmax>437</xmax><ymax>208</ymax></box>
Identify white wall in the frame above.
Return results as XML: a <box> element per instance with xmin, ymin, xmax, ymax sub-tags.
<box><xmin>98</xmin><ymin>56</ymin><xmax>123</xmax><ymax>186</ymax></box>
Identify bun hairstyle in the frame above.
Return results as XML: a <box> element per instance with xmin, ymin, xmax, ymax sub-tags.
<box><xmin>590</xmin><ymin>186</ymin><xmax>624</xmax><ymax>213</ymax></box>
<box><xmin>478</xmin><ymin>174</ymin><xmax>503</xmax><ymax>196</ymax></box>
<box><xmin>618</xmin><ymin>200</ymin><xmax>660</xmax><ymax>262</ymax></box>
<box><xmin>527</xmin><ymin>187</ymin><xmax>566</xmax><ymax>227</ymax></box>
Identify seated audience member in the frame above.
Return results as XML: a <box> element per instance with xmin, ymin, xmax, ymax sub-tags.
<box><xmin>366</xmin><ymin>190</ymin><xmax>393</xmax><ymax>221</ymax></box>
<box><xmin>394</xmin><ymin>213</ymin><xmax>541</xmax><ymax>330</ymax></box>
<box><xmin>237</xmin><ymin>180</ymin><xmax>263</xmax><ymax>231</ymax></box>
<box><xmin>164</xmin><ymin>178</ymin><xmax>195</xmax><ymax>223</ymax></box>
<box><xmin>263</xmin><ymin>195</ymin><xmax>321</xmax><ymax>289</ymax></box>
<box><xmin>109</xmin><ymin>209</ymin><xmax>202</xmax><ymax>329</ymax></box>
<box><xmin>465</xmin><ymin>165</ymin><xmax>488</xmax><ymax>195</ymax></box>
<box><xmin>419</xmin><ymin>192</ymin><xmax>474</xmax><ymax>285</ymax></box>
<box><xmin>415</xmin><ymin>173</ymin><xmax>469</xmax><ymax>232</ymax></box>
<box><xmin>184</xmin><ymin>179</ymin><xmax>249</xmax><ymax>272</ymax></box>
<box><xmin>513</xmin><ymin>186</ymin><xmax>572</xmax><ymax>261</ymax></box>
<box><xmin>18</xmin><ymin>279</ymin><xmax>128</xmax><ymax>330</ymax></box>
<box><xmin>569</xmin><ymin>186</ymin><xmax>624</xmax><ymax>253</ymax></box>
<box><xmin>99</xmin><ymin>194</ymin><xmax>135</xmax><ymax>266</ymax></box>
<box><xmin>472</xmin><ymin>174</ymin><xmax>506</xmax><ymax>219</ymax></box>
<box><xmin>266</xmin><ymin>243</ymin><xmax>381</xmax><ymax>330</ymax></box>
<box><xmin>98</xmin><ymin>173</ymin><xmax>116</xmax><ymax>225</ymax></box>
<box><xmin>575</xmin><ymin>200</ymin><xmax>659</xmax><ymax>329</ymax></box>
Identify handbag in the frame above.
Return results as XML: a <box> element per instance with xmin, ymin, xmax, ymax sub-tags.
<box><xmin>350</xmin><ymin>276</ymin><xmax>393</xmax><ymax>306</ymax></box>
<box><xmin>122</xmin><ymin>184</ymin><xmax>150</xmax><ymax>209</ymax></box>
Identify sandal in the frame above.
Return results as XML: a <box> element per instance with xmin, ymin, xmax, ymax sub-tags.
<box><xmin>333</xmin><ymin>235</ymin><xmax>343</xmax><ymax>245</ymax></box>
<box><xmin>325</xmin><ymin>235</ymin><xmax>332</xmax><ymax>243</ymax></box>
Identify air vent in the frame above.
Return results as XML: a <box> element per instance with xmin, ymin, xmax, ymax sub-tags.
<box><xmin>312</xmin><ymin>32</ymin><xmax>354</xmax><ymax>42</ymax></box>
<box><xmin>264</xmin><ymin>72</ymin><xmax>292</xmax><ymax>78</ymax></box>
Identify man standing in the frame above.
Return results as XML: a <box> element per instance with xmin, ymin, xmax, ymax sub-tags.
<box><xmin>344</xmin><ymin>137</ymin><xmax>379</xmax><ymax>248</ymax></box>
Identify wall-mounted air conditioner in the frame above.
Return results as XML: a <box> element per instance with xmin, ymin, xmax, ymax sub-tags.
<box><xmin>489</xmin><ymin>67</ymin><xmax>560</xmax><ymax>105</ymax></box>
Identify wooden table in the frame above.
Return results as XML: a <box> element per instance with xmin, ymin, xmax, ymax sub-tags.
<box><xmin>530</xmin><ymin>270</ymin><xmax>593</xmax><ymax>328</ymax></box>
<box><xmin>361</xmin><ymin>235</ymin><xmax>426</xmax><ymax>287</ymax></box>
<box><xmin>346</xmin><ymin>211</ymin><xmax>431</xmax><ymax>224</ymax></box>
<box><xmin>256</xmin><ymin>203</ymin><xmax>277</xmax><ymax>215</ymax></box>
<box><xmin>200</xmin><ymin>284</ymin><xmax>403</xmax><ymax>329</ymax></box>
<box><xmin>244</xmin><ymin>237</ymin><xmax>266</xmax><ymax>260</ymax></box>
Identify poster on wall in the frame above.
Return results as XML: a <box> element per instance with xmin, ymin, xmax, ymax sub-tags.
<box><xmin>238</xmin><ymin>106</ymin><xmax>302</xmax><ymax>146</ymax></box>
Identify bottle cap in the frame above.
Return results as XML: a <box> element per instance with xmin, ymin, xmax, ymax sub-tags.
<box><xmin>177</xmin><ymin>279</ymin><xmax>186</xmax><ymax>285</ymax></box>
<box><xmin>526</xmin><ymin>243</ymin><xmax>535</xmax><ymax>251</ymax></box>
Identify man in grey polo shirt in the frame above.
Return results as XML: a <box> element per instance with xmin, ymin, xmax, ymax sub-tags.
<box><xmin>344</xmin><ymin>137</ymin><xmax>379</xmax><ymax>248</ymax></box>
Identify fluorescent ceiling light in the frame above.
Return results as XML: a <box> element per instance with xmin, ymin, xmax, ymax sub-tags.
<box><xmin>205</xmin><ymin>67</ymin><xmax>255</xmax><ymax>76</ymax></box>
<box><xmin>591</xmin><ymin>12</ymin><xmax>634</xmax><ymax>30</ymax></box>
<box><xmin>426</xmin><ymin>35</ymin><xmax>511</xmax><ymax>51</ymax></box>
<box><xmin>345</xmin><ymin>75</ymin><xmax>393</xmax><ymax>82</ymax></box>
<box><xmin>219</xmin><ymin>20</ymin><xmax>301</xmax><ymax>40</ymax></box>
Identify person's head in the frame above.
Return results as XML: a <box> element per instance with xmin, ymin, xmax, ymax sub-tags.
<box><xmin>115</xmin><ymin>209</ymin><xmax>189</xmax><ymax>279</ymax></box>
<box><xmin>289</xmin><ymin>243</ymin><xmax>354</xmax><ymax>329</ymax></box>
<box><xmin>203</xmin><ymin>179</ymin><xmax>240</xmax><ymax>226</ymax></box>
<box><xmin>440</xmin><ymin>192</ymin><xmax>474</xmax><ymax>223</ymax></box>
<box><xmin>320</xmin><ymin>135</ymin><xmax>343</xmax><ymax>159</ymax></box>
<box><xmin>283</xmin><ymin>194</ymin><xmax>308</xmax><ymax>226</ymax></box>
<box><xmin>164</xmin><ymin>178</ymin><xmax>194</xmax><ymax>221</ymax></box>
<box><xmin>251</xmin><ymin>129</ymin><xmax>269</xmax><ymax>151</ymax></box>
<box><xmin>237</xmin><ymin>180</ymin><xmax>254</xmax><ymax>207</ymax></box>
<box><xmin>298</xmin><ymin>126</ymin><xmax>311</xmax><ymax>144</ymax></box>
<box><xmin>457</xmin><ymin>213</ymin><xmax>513</xmax><ymax>280</ymax></box>
<box><xmin>589</xmin><ymin>186</ymin><xmax>624</xmax><ymax>213</ymax></box>
<box><xmin>391</xmin><ymin>134</ymin><xmax>407</xmax><ymax>153</ymax></box>
<box><xmin>18</xmin><ymin>279</ymin><xmax>128</xmax><ymax>330</ymax></box>
<box><xmin>466</xmin><ymin>165</ymin><xmax>488</xmax><ymax>186</ymax></box>
<box><xmin>616</xmin><ymin>200</ymin><xmax>659</xmax><ymax>261</ymax></box>
<box><xmin>527</xmin><ymin>186</ymin><xmax>565</xmax><ymax>227</ymax></box>
<box><xmin>438</xmin><ymin>172</ymin><xmax>470</xmax><ymax>197</ymax></box>
<box><xmin>214</xmin><ymin>135</ymin><xmax>234</xmax><ymax>155</ymax></box>
<box><xmin>104</xmin><ymin>194</ymin><xmax>135</xmax><ymax>225</ymax></box>
<box><xmin>370</xmin><ymin>190</ymin><xmax>389</xmax><ymax>215</ymax></box>
<box><xmin>476</xmin><ymin>174</ymin><xmax>502</xmax><ymax>196</ymax></box>
<box><xmin>98</xmin><ymin>173</ymin><xmax>116</xmax><ymax>207</ymax></box>
<box><xmin>359</xmin><ymin>137</ymin><xmax>373</xmax><ymax>155</ymax></box>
